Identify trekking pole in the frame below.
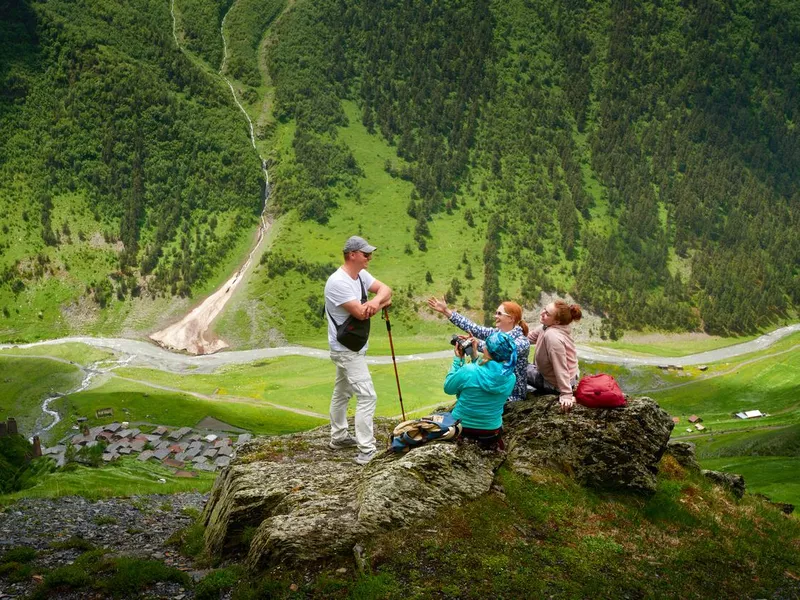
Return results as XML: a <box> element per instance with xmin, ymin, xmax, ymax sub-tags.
<box><xmin>382</xmin><ymin>307</ymin><xmax>407</xmax><ymax>421</ymax></box>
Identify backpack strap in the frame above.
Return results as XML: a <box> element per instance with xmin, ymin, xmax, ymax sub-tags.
<box><xmin>326</xmin><ymin>307</ymin><xmax>340</xmax><ymax>328</ymax></box>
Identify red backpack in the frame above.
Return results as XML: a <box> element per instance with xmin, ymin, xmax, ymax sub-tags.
<box><xmin>575</xmin><ymin>374</ymin><xmax>626</xmax><ymax>408</ymax></box>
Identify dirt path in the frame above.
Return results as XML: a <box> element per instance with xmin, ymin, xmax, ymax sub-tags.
<box><xmin>578</xmin><ymin>323</ymin><xmax>800</xmax><ymax>367</ymax></box>
<box><xmin>151</xmin><ymin>0</ymin><xmax>271</xmax><ymax>356</ymax></box>
<box><xmin>680</xmin><ymin>424</ymin><xmax>790</xmax><ymax>440</ymax></box>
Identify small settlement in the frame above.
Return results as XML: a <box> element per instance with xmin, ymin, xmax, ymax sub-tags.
<box><xmin>41</xmin><ymin>422</ymin><xmax>252</xmax><ymax>474</ymax></box>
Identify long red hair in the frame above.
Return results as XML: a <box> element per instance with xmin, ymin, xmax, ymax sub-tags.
<box><xmin>501</xmin><ymin>301</ymin><xmax>529</xmax><ymax>336</ymax></box>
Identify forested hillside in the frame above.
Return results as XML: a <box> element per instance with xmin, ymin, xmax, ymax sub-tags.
<box><xmin>0</xmin><ymin>0</ymin><xmax>262</xmax><ymax>341</ymax></box>
<box><xmin>256</xmin><ymin>0</ymin><xmax>799</xmax><ymax>339</ymax></box>
<box><xmin>1</xmin><ymin>0</ymin><xmax>798</xmax><ymax>344</ymax></box>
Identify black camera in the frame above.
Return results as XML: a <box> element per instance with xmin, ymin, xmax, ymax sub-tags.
<box><xmin>450</xmin><ymin>334</ymin><xmax>475</xmax><ymax>358</ymax></box>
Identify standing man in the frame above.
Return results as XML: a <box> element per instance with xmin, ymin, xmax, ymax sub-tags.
<box><xmin>325</xmin><ymin>235</ymin><xmax>392</xmax><ymax>465</ymax></box>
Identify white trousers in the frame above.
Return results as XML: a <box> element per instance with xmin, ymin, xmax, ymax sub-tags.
<box><xmin>329</xmin><ymin>350</ymin><xmax>377</xmax><ymax>454</ymax></box>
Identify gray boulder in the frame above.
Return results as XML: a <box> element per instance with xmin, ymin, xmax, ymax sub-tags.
<box><xmin>664</xmin><ymin>440</ymin><xmax>702</xmax><ymax>471</ymax></box>
<box><xmin>504</xmin><ymin>395</ymin><xmax>674</xmax><ymax>494</ymax></box>
<box><xmin>702</xmin><ymin>469</ymin><xmax>746</xmax><ymax>499</ymax></box>
<box><xmin>203</xmin><ymin>395</ymin><xmax>675</xmax><ymax>569</ymax></box>
<box><xmin>202</xmin><ymin>423</ymin><xmax>502</xmax><ymax>569</ymax></box>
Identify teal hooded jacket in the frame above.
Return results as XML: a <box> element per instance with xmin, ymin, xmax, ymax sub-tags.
<box><xmin>444</xmin><ymin>357</ymin><xmax>516</xmax><ymax>430</ymax></box>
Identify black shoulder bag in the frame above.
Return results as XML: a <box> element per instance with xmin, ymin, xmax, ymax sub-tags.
<box><xmin>326</xmin><ymin>276</ymin><xmax>371</xmax><ymax>351</ymax></box>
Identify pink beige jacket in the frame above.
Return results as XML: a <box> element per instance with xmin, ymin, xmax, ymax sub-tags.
<box><xmin>528</xmin><ymin>324</ymin><xmax>579</xmax><ymax>403</ymax></box>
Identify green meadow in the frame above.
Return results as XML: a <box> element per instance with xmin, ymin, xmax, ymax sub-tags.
<box><xmin>583</xmin><ymin>331</ymin><xmax>763</xmax><ymax>358</ymax></box>
<box><xmin>699</xmin><ymin>457</ymin><xmax>800</xmax><ymax>507</ymax></box>
<box><xmin>113</xmin><ymin>354</ymin><xmax>453</xmax><ymax>418</ymax></box>
<box><xmin>2</xmin><ymin>330</ymin><xmax>798</xmax><ymax>506</ymax></box>
<box><xmin>691</xmin><ymin>426</ymin><xmax>800</xmax><ymax>506</ymax></box>
<box><xmin>47</xmin><ymin>375</ymin><xmax>326</xmax><ymax>444</ymax></box>
<box><xmin>0</xmin><ymin>357</ymin><xmax>82</xmax><ymax>436</ymax></box>
<box><xmin>642</xmin><ymin>332</ymin><xmax>800</xmax><ymax>505</ymax></box>
<box><xmin>0</xmin><ymin>342</ymin><xmax>113</xmax><ymax>366</ymax></box>
<box><xmin>648</xmin><ymin>334</ymin><xmax>800</xmax><ymax>436</ymax></box>
<box><xmin>0</xmin><ymin>457</ymin><xmax>217</xmax><ymax>504</ymax></box>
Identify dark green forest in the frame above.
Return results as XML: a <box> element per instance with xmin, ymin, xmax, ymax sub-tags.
<box><xmin>0</xmin><ymin>0</ymin><xmax>261</xmax><ymax>337</ymax></box>
<box><xmin>266</xmin><ymin>0</ymin><xmax>799</xmax><ymax>335</ymax></box>
<box><xmin>1</xmin><ymin>0</ymin><xmax>798</xmax><ymax>339</ymax></box>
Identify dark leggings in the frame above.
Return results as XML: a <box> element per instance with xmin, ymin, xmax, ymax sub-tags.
<box><xmin>460</xmin><ymin>427</ymin><xmax>504</xmax><ymax>450</ymax></box>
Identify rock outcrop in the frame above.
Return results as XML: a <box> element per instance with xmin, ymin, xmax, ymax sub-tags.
<box><xmin>203</xmin><ymin>394</ymin><xmax>675</xmax><ymax>568</ymax></box>
<box><xmin>504</xmin><ymin>395</ymin><xmax>674</xmax><ymax>494</ymax></box>
<box><xmin>702</xmin><ymin>469</ymin><xmax>746</xmax><ymax>499</ymax></box>
<box><xmin>202</xmin><ymin>423</ymin><xmax>503</xmax><ymax>570</ymax></box>
<box><xmin>664</xmin><ymin>440</ymin><xmax>702</xmax><ymax>471</ymax></box>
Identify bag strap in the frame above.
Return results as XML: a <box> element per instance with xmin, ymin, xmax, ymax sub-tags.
<box><xmin>326</xmin><ymin>307</ymin><xmax>340</xmax><ymax>328</ymax></box>
<box><xmin>325</xmin><ymin>275</ymin><xmax>368</xmax><ymax>327</ymax></box>
<box><xmin>358</xmin><ymin>275</ymin><xmax>367</xmax><ymax>303</ymax></box>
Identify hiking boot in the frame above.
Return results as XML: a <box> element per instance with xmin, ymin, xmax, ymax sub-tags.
<box><xmin>354</xmin><ymin>450</ymin><xmax>377</xmax><ymax>465</ymax></box>
<box><xmin>329</xmin><ymin>435</ymin><xmax>358</xmax><ymax>450</ymax></box>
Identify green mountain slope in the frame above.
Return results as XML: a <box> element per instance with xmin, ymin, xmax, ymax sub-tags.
<box><xmin>0</xmin><ymin>0</ymin><xmax>263</xmax><ymax>341</ymax></box>
<box><xmin>232</xmin><ymin>0</ymin><xmax>799</xmax><ymax>345</ymax></box>
<box><xmin>2</xmin><ymin>0</ymin><xmax>798</xmax><ymax>345</ymax></box>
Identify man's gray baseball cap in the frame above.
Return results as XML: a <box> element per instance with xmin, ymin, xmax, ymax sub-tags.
<box><xmin>343</xmin><ymin>235</ymin><xmax>376</xmax><ymax>253</ymax></box>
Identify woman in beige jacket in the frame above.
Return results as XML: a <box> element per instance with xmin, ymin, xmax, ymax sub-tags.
<box><xmin>527</xmin><ymin>300</ymin><xmax>582</xmax><ymax>412</ymax></box>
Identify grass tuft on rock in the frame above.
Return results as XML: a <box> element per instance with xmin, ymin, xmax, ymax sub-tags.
<box><xmin>28</xmin><ymin>547</ymin><xmax>190</xmax><ymax>599</ymax></box>
<box><xmin>0</xmin><ymin>546</ymin><xmax>37</xmax><ymax>564</ymax></box>
<box><xmin>167</xmin><ymin>514</ymin><xmax>209</xmax><ymax>564</ymax></box>
<box><xmin>195</xmin><ymin>566</ymin><xmax>246</xmax><ymax>600</ymax></box>
<box><xmin>49</xmin><ymin>535</ymin><xmax>95</xmax><ymax>552</ymax></box>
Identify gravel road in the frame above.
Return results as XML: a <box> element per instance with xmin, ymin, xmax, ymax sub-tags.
<box><xmin>2</xmin><ymin>323</ymin><xmax>798</xmax><ymax>374</ymax></box>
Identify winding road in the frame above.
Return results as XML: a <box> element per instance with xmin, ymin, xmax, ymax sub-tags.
<box><xmin>3</xmin><ymin>323</ymin><xmax>798</xmax><ymax>375</ymax></box>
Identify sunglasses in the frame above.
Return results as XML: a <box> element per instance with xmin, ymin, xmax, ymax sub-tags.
<box><xmin>359</xmin><ymin>251</ymin><xmax>373</xmax><ymax>258</ymax></box>
<box><xmin>495</xmin><ymin>310</ymin><xmax>511</xmax><ymax>317</ymax></box>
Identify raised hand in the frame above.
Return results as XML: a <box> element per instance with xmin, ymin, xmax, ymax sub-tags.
<box><xmin>427</xmin><ymin>296</ymin><xmax>451</xmax><ymax>317</ymax></box>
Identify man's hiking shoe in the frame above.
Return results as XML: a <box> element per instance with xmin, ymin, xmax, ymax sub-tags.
<box><xmin>354</xmin><ymin>450</ymin><xmax>376</xmax><ymax>465</ymax></box>
<box><xmin>329</xmin><ymin>436</ymin><xmax>358</xmax><ymax>450</ymax></box>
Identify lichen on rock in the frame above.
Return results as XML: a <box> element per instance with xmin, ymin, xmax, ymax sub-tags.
<box><xmin>665</xmin><ymin>440</ymin><xmax>702</xmax><ymax>472</ymax></box>
<box><xmin>203</xmin><ymin>394</ymin><xmax>679</xmax><ymax>570</ymax></box>
<box><xmin>202</xmin><ymin>422</ymin><xmax>502</xmax><ymax>570</ymax></box>
<box><xmin>503</xmin><ymin>395</ymin><xmax>674</xmax><ymax>495</ymax></box>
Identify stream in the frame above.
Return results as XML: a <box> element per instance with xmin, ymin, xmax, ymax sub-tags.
<box><xmin>30</xmin><ymin>355</ymin><xmax>134</xmax><ymax>440</ymax></box>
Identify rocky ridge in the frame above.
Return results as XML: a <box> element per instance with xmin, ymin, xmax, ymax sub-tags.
<box><xmin>202</xmin><ymin>394</ymin><xmax>676</xmax><ymax>569</ymax></box>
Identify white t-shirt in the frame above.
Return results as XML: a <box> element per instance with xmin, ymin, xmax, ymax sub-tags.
<box><xmin>324</xmin><ymin>268</ymin><xmax>376</xmax><ymax>352</ymax></box>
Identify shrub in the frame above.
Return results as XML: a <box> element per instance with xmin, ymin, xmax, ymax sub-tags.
<box><xmin>1</xmin><ymin>546</ymin><xmax>37</xmax><ymax>564</ymax></box>
<box><xmin>195</xmin><ymin>567</ymin><xmax>244</xmax><ymax>600</ymax></box>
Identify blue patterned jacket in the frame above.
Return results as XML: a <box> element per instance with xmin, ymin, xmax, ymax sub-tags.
<box><xmin>449</xmin><ymin>311</ymin><xmax>531</xmax><ymax>401</ymax></box>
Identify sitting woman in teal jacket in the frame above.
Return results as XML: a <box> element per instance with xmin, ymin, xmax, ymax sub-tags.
<box><xmin>444</xmin><ymin>331</ymin><xmax>517</xmax><ymax>449</ymax></box>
